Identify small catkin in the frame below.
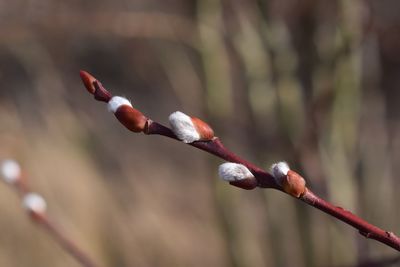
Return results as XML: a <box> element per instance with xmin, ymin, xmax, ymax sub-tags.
<box><xmin>169</xmin><ymin>111</ymin><xmax>201</xmax><ymax>143</ymax></box>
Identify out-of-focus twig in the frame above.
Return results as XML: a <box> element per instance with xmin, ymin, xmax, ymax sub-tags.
<box><xmin>1</xmin><ymin>160</ymin><xmax>102</xmax><ymax>267</ymax></box>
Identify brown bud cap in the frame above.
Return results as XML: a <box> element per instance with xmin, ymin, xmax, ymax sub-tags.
<box><xmin>282</xmin><ymin>170</ymin><xmax>306</xmax><ymax>198</ymax></box>
<box><xmin>115</xmin><ymin>105</ymin><xmax>148</xmax><ymax>132</ymax></box>
<box><xmin>229</xmin><ymin>178</ymin><xmax>258</xmax><ymax>190</ymax></box>
<box><xmin>79</xmin><ymin>70</ymin><xmax>112</xmax><ymax>102</ymax></box>
<box><xmin>80</xmin><ymin>70</ymin><xmax>97</xmax><ymax>94</ymax></box>
<box><xmin>93</xmin><ymin>81</ymin><xmax>112</xmax><ymax>102</ymax></box>
<box><xmin>191</xmin><ymin>117</ymin><xmax>214</xmax><ymax>141</ymax></box>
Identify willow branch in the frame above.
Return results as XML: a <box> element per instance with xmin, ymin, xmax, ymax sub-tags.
<box><xmin>80</xmin><ymin>70</ymin><xmax>400</xmax><ymax>252</ymax></box>
<box><xmin>33</xmin><ymin>213</ymin><xmax>100</xmax><ymax>267</ymax></box>
<box><xmin>145</xmin><ymin>121</ymin><xmax>277</xmax><ymax>188</ymax></box>
<box><xmin>0</xmin><ymin>160</ymin><xmax>102</xmax><ymax>267</ymax></box>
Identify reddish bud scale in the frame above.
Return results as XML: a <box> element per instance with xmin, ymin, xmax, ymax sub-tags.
<box><xmin>229</xmin><ymin>178</ymin><xmax>258</xmax><ymax>190</ymax></box>
<box><xmin>79</xmin><ymin>70</ymin><xmax>112</xmax><ymax>102</ymax></box>
<box><xmin>191</xmin><ymin>117</ymin><xmax>214</xmax><ymax>141</ymax></box>
<box><xmin>282</xmin><ymin>170</ymin><xmax>306</xmax><ymax>198</ymax></box>
<box><xmin>93</xmin><ymin>81</ymin><xmax>112</xmax><ymax>102</ymax></box>
<box><xmin>79</xmin><ymin>70</ymin><xmax>96</xmax><ymax>94</ymax></box>
<box><xmin>115</xmin><ymin>105</ymin><xmax>148</xmax><ymax>132</ymax></box>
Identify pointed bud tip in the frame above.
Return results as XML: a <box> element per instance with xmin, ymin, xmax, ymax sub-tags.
<box><xmin>79</xmin><ymin>70</ymin><xmax>97</xmax><ymax>94</ymax></box>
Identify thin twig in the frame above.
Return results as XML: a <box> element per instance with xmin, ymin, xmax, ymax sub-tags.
<box><xmin>301</xmin><ymin>190</ymin><xmax>400</xmax><ymax>251</ymax></box>
<box><xmin>148</xmin><ymin>121</ymin><xmax>400</xmax><ymax>251</ymax></box>
<box><xmin>32</xmin><ymin>212</ymin><xmax>100</xmax><ymax>267</ymax></box>
<box><xmin>145</xmin><ymin>121</ymin><xmax>277</xmax><ymax>188</ymax></box>
<box><xmin>1</xmin><ymin>160</ymin><xmax>102</xmax><ymax>267</ymax></box>
<box><xmin>80</xmin><ymin>70</ymin><xmax>400</xmax><ymax>252</ymax></box>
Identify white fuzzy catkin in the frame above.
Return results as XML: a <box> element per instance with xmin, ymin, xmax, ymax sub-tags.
<box><xmin>218</xmin><ymin>162</ymin><xmax>254</xmax><ymax>182</ymax></box>
<box><xmin>1</xmin><ymin>159</ymin><xmax>21</xmax><ymax>184</ymax></box>
<box><xmin>270</xmin><ymin>161</ymin><xmax>290</xmax><ymax>185</ymax></box>
<box><xmin>107</xmin><ymin>96</ymin><xmax>132</xmax><ymax>113</ymax></box>
<box><xmin>169</xmin><ymin>111</ymin><xmax>200</xmax><ymax>143</ymax></box>
<box><xmin>23</xmin><ymin>193</ymin><xmax>47</xmax><ymax>213</ymax></box>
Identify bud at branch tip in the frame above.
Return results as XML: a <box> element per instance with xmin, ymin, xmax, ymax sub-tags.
<box><xmin>79</xmin><ymin>70</ymin><xmax>112</xmax><ymax>102</ymax></box>
<box><xmin>1</xmin><ymin>159</ymin><xmax>21</xmax><ymax>184</ymax></box>
<box><xmin>79</xmin><ymin>70</ymin><xmax>97</xmax><ymax>94</ymax></box>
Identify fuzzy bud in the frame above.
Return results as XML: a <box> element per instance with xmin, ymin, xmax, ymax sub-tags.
<box><xmin>271</xmin><ymin>162</ymin><xmax>306</xmax><ymax>198</ymax></box>
<box><xmin>23</xmin><ymin>193</ymin><xmax>47</xmax><ymax>214</ymax></box>
<box><xmin>218</xmin><ymin>162</ymin><xmax>257</xmax><ymax>190</ymax></box>
<box><xmin>271</xmin><ymin>162</ymin><xmax>290</xmax><ymax>185</ymax></box>
<box><xmin>169</xmin><ymin>111</ymin><xmax>214</xmax><ymax>143</ymax></box>
<box><xmin>108</xmin><ymin>96</ymin><xmax>132</xmax><ymax>113</ymax></box>
<box><xmin>1</xmin><ymin>159</ymin><xmax>21</xmax><ymax>184</ymax></box>
<box><xmin>108</xmin><ymin>96</ymin><xmax>147</xmax><ymax>132</ymax></box>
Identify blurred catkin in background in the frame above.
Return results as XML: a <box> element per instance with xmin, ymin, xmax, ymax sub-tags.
<box><xmin>0</xmin><ymin>0</ymin><xmax>399</xmax><ymax>266</ymax></box>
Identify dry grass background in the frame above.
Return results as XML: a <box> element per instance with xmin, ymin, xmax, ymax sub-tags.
<box><xmin>0</xmin><ymin>0</ymin><xmax>400</xmax><ymax>266</ymax></box>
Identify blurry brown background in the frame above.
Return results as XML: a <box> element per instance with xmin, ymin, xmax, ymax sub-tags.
<box><xmin>0</xmin><ymin>0</ymin><xmax>399</xmax><ymax>266</ymax></box>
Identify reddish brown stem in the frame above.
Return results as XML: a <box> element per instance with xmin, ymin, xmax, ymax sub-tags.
<box><xmin>81</xmin><ymin>70</ymin><xmax>400</xmax><ymax>252</ymax></box>
<box><xmin>4</xmin><ymin>161</ymin><xmax>102</xmax><ymax>267</ymax></box>
<box><xmin>301</xmin><ymin>189</ymin><xmax>400</xmax><ymax>251</ymax></box>
<box><xmin>33</xmin><ymin>213</ymin><xmax>101</xmax><ymax>267</ymax></box>
<box><xmin>145</xmin><ymin>121</ymin><xmax>277</xmax><ymax>188</ymax></box>
<box><xmin>146</xmin><ymin>120</ymin><xmax>400</xmax><ymax>251</ymax></box>
<box><xmin>15</xmin><ymin>179</ymin><xmax>30</xmax><ymax>196</ymax></box>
